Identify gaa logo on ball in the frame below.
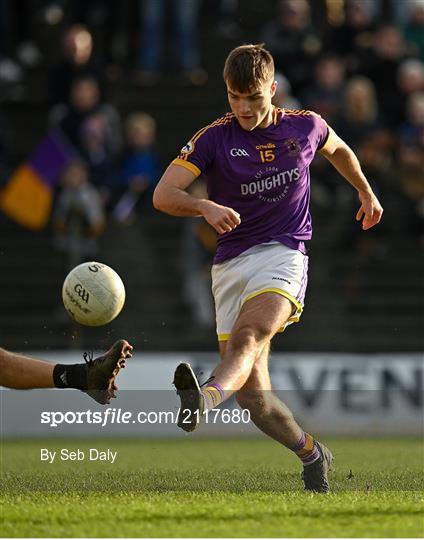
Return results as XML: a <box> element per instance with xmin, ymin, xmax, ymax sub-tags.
<box><xmin>62</xmin><ymin>262</ymin><xmax>126</xmax><ymax>326</ymax></box>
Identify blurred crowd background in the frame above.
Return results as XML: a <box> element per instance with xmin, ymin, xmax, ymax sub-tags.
<box><xmin>0</xmin><ymin>0</ymin><xmax>422</xmax><ymax>353</ymax></box>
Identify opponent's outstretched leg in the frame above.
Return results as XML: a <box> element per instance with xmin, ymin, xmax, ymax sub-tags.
<box><xmin>0</xmin><ymin>340</ymin><xmax>133</xmax><ymax>404</ymax></box>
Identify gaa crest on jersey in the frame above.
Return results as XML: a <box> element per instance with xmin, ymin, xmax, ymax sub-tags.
<box><xmin>284</xmin><ymin>138</ymin><xmax>301</xmax><ymax>156</ymax></box>
<box><xmin>180</xmin><ymin>141</ymin><xmax>194</xmax><ymax>154</ymax></box>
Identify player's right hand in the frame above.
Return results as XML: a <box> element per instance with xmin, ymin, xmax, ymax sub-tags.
<box><xmin>356</xmin><ymin>189</ymin><xmax>383</xmax><ymax>230</ymax></box>
<box><xmin>200</xmin><ymin>201</ymin><xmax>241</xmax><ymax>234</ymax></box>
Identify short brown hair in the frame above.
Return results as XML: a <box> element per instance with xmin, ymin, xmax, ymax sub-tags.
<box><xmin>223</xmin><ymin>43</ymin><xmax>274</xmax><ymax>92</ymax></box>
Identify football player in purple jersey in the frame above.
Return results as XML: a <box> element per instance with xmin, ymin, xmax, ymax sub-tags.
<box><xmin>153</xmin><ymin>44</ymin><xmax>383</xmax><ymax>492</ymax></box>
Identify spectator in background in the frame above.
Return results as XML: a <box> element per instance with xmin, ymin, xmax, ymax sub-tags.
<box><xmin>309</xmin><ymin>73</ymin><xmax>385</xmax><ymax>219</ymax></box>
<box><xmin>49</xmin><ymin>75</ymin><xmax>122</xmax><ymax>195</ymax></box>
<box><xmin>272</xmin><ymin>71</ymin><xmax>301</xmax><ymax>110</ymax></box>
<box><xmin>66</xmin><ymin>0</ymin><xmax>126</xmax><ymax>67</ymax></box>
<box><xmin>335</xmin><ymin>76</ymin><xmax>382</xmax><ymax>149</ymax></box>
<box><xmin>334</xmin><ymin>77</ymin><xmax>394</xmax><ymax>250</ymax></box>
<box><xmin>136</xmin><ymin>0</ymin><xmax>207</xmax><ymax>86</ymax></box>
<box><xmin>181</xmin><ymin>179</ymin><xmax>216</xmax><ymax>329</ymax></box>
<box><xmin>302</xmin><ymin>56</ymin><xmax>345</xmax><ymax>211</ymax></box>
<box><xmin>0</xmin><ymin>0</ymin><xmax>44</xmax><ymax>84</ymax></box>
<box><xmin>112</xmin><ymin>112</ymin><xmax>159</xmax><ymax>223</ymax></box>
<box><xmin>214</xmin><ymin>0</ymin><xmax>242</xmax><ymax>39</ymax></box>
<box><xmin>403</xmin><ymin>0</ymin><xmax>424</xmax><ymax>59</ymax></box>
<box><xmin>53</xmin><ymin>159</ymin><xmax>105</xmax><ymax>269</ymax></box>
<box><xmin>48</xmin><ymin>24</ymin><xmax>106</xmax><ymax>105</ymax></box>
<box><xmin>398</xmin><ymin>58</ymin><xmax>424</xmax><ymax>95</ymax></box>
<box><xmin>341</xmin><ymin>77</ymin><xmax>393</xmax><ymax>188</ymax></box>
<box><xmin>302</xmin><ymin>54</ymin><xmax>346</xmax><ymax>124</ymax></box>
<box><xmin>396</xmin><ymin>58</ymin><xmax>424</xmax><ymax>125</ymax></box>
<box><xmin>400</xmin><ymin>91</ymin><xmax>424</xmax><ymax>148</ymax></box>
<box><xmin>359</xmin><ymin>25</ymin><xmax>409</xmax><ymax>128</ymax></box>
<box><xmin>324</xmin><ymin>0</ymin><xmax>376</xmax><ymax>72</ymax></box>
<box><xmin>0</xmin><ymin>0</ymin><xmax>23</xmax><ymax>84</ymax></box>
<box><xmin>260</xmin><ymin>0</ymin><xmax>322</xmax><ymax>95</ymax></box>
<box><xmin>397</xmin><ymin>92</ymin><xmax>424</xmax><ymax>242</ymax></box>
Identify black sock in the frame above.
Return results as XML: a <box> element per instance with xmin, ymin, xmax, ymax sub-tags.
<box><xmin>53</xmin><ymin>364</ymin><xmax>88</xmax><ymax>390</ymax></box>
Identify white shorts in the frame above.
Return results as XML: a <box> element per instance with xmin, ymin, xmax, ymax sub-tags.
<box><xmin>211</xmin><ymin>243</ymin><xmax>309</xmax><ymax>342</ymax></box>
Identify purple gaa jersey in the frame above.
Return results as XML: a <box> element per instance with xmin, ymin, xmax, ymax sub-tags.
<box><xmin>173</xmin><ymin>107</ymin><xmax>330</xmax><ymax>264</ymax></box>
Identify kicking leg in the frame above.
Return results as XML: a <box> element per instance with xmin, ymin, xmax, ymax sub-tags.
<box><xmin>174</xmin><ymin>292</ymin><xmax>292</xmax><ymax>430</ymax></box>
<box><xmin>202</xmin><ymin>292</ymin><xmax>293</xmax><ymax>407</ymax></box>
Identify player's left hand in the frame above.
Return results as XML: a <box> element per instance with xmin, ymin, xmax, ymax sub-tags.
<box><xmin>356</xmin><ymin>189</ymin><xmax>383</xmax><ymax>230</ymax></box>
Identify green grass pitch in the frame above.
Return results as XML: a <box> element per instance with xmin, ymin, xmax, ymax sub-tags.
<box><xmin>1</xmin><ymin>437</ymin><xmax>423</xmax><ymax>537</ymax></box>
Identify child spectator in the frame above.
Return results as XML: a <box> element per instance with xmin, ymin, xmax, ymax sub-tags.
<box><xmin>53</xmin><ymin>159</ymin><xmax>105</xmax><ymax>269</ymax></box>
<box><xmin>112</xmin><ymin>112</ymin><xmax>160</xmax><ymax>223</ymax></box>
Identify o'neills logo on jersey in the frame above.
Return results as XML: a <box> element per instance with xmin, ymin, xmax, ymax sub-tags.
<box><xmin>180</xmin><ymin>141</ymin><xmax>194</xmax><ymax>154</ymax></box>
<box><xmin>255</xmin><ymin>142</ymin><xmax>276</xmax><ymax>150</ymax></box>
<box><xmin>241</xmin><ymin>168</ymin><xmax>300</xmax><ymax>196</ymax></box>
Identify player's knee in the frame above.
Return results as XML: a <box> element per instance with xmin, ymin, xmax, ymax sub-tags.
<box><xmin>231</xmin><ymin>324</ymin><xmax>272</xmax><ymax>351</ymax></box>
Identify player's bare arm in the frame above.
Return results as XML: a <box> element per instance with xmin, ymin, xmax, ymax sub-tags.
<box><xmin>153</xmin><ymin>163</ymin><xmax>241</xmax><ymax>234</ymax></box>
<box><xmin>319</xmin><ymin>128</ymin><xmax>383</xmax><ymax>230</ymax></box>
